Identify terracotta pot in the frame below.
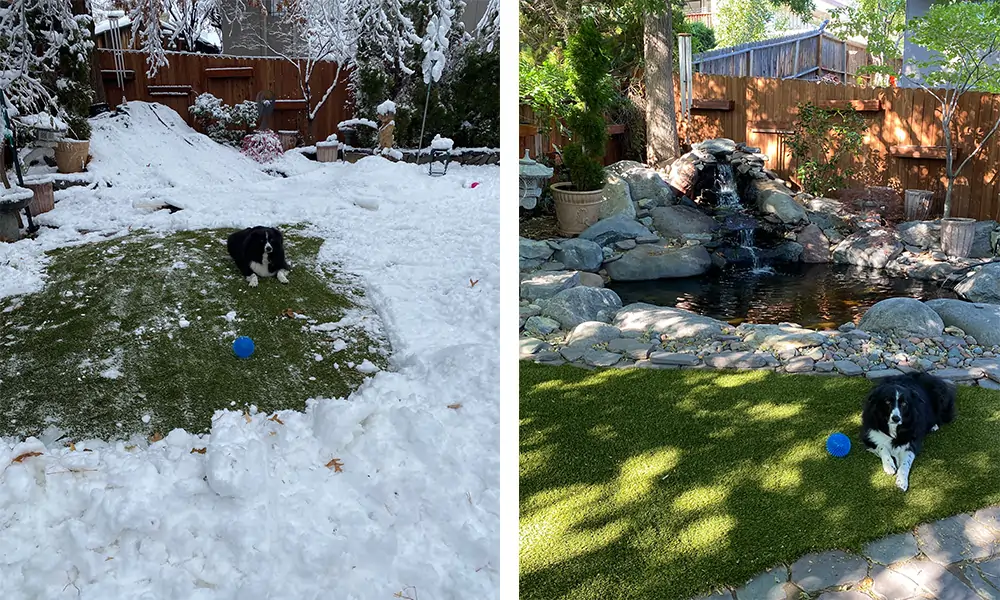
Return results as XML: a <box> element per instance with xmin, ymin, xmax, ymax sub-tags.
<box><xmin>550</xmin><ymin>181</ymin><xmax>605</xmax><ymax>237</ymax></box>
<box><xmin>55</xmin><ymin>139</ymin><xmax>90</xmax><ymax>174</ymax></box>
<box><xmin>940</xmin><ymin>217</ymin><xmax>976</xmax><ymax>258</ymax></box>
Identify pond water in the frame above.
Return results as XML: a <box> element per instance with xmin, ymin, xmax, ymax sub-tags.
<box><xmin>608</xmin><ymin>263</ymin><xmax>958</xmax><ymax>330</ymax></box>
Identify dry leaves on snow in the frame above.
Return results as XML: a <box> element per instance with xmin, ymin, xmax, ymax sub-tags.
<box><xmin>149</xmin><ymin>432</ymin><xmax>164</xmax><ymax>443</ymax></box>
<box><xmin>469</xmin><ymin>278</ymin><xmax>479</xmax><ymax>288</ymax></box>
<box><xmin>447</xmin><ymin>403</ymin><xmax>462</xmax><ymax>410</ymax></box>
<box><xmin>268</xmin><ymin>414</ymin><xmax>284</xmax><ymax>425</ymax></box>
<box><xmin>190</xmin><ymin>448</ymin><xmax>206</xmax><ymax>454</ymax></box>
<box><xmin>325</xmin><ymin>458</ymin><xmax>344</xmax><ymax>473</ymax></box>
<box><xmin>11</xmin><ymin>452</ymin><xmax>42</xmax><ymax>464</ymax></box>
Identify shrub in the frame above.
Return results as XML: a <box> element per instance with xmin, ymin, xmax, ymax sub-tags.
<box><xmin>190</xmin><ymin>93</ymin><xmax>259</xmax><ymax>147</ymax></box>
<box><xmin>787</xmin><ymin>102</ymin><xmax>866</xmax><ymax>197</ymax></box>
<box><xmin>240</xmin><ymin>130</ymin><xmax>283</xmax><ymax>163</ymax></box>
<box><xmin>561</xmin><ymin>18</ymin><xmax>613</xmax><ymax>192</ymax></box>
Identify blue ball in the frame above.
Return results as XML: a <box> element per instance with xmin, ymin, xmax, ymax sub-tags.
<box><xmin>826</xmin><ymin>432</ymin><xmax>851</xmax><ymax>457</ymax></box>
<box><xmin>233</xmin><ymin>336</ymin><xmax>255</xmax><ymax>359</ymax></box>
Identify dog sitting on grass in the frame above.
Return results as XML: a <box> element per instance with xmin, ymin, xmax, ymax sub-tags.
<box><xmin>227</xmin><ymin>226</ymin><xmax>291</xmax><ymax>287</ymax></box>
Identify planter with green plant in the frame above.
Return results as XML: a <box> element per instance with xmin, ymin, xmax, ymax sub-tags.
<box><xmin>549</xmin><ymin>18</ymin><xmax>614</xmax><ymax>236</ymax></box>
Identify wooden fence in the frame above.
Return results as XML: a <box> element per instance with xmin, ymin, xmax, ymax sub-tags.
<box><xmin>95</xmin><ymin>49</ymin><xmax>352</xmax><ymax>141</ymax></box>
<box><xmin>693</xmin><ymin>21</ymin><xmax>870</xmax><ymax>83</ymax></box>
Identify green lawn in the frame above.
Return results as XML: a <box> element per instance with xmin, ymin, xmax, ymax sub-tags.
<box><xmin>0</xmin><ymin>227</ymin><xmax>388</xmax><ymax>440</ymax></box>
<box><xmin>520</xmin><ymin>362</ymin><xmax>1000</xmax><ymax>600</ymax></box>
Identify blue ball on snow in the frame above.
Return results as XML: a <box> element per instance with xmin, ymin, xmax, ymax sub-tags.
<box><xmin>233</xmin><ymin>336</ymin><xmax>255</xmax><ymax>359</ymax></box>
<box><xmin>826</xmin><ymin>432</ymin><xmax>851</xmax><ymax>457</ymax></box>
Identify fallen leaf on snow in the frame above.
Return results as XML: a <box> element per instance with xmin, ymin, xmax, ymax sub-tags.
<box><xmin>149</xmin><ymin>432</ymin><xmax>164</xmax><ymax>443</ymax></box>
<box><xmin>325</xmin><ymin>458</ymin><xmax>344</xmax><ymax>472</ymax></box>
<box><xmin>268</xmin><ymin>414</ymin><xmax>284</xmax><ymax>425</ymax></box>
<box><xmin>469</xmin><ymin>278</ymin><xmax>479</xmax><ymax>288</ymax></box>
<box><xmin>447</xmin><ymin>403</ymin><xmax>462</xmax><ymax>410</ymax></box>
<box><xmin>11</xmin><ymin>452</ymin><xmax>42</xmax><ymax>463</ymax></box>
<box><xmin>243</xmin><ymin>411</ymin><xmax>252</xmax><ymax>423</ymax></box>
<box><xmin>190</xmin><ymin>448</ymin><xmax>206</xmax><ymax>454</ymax></box>
<box><xmin>282</xmin><ymin>309</ymin><xmax>298</xmax><ymax>318</ymax></box>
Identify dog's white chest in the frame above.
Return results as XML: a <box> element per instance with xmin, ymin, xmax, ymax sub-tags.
<box><xmin>250</xmin><ymin>255</ymin><xmax>272</xmax><ymax>278</ymax></box>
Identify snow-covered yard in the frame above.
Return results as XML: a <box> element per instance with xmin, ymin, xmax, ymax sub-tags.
<box><xmin>0</xmin><ymin>102</ymin><xmax>499</xmax><ymax>599</ymax></box>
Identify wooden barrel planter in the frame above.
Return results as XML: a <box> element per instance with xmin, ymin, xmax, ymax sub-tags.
<box><xmin>940</xmin><ymin>217</ymin><xmax>977</xmax><ymax>257</ymax></box>
<box><xmin>904</xmin><ymin>190</ymin><xmax>933</xmax><ymax>221</ymax></box>
<box><xmin>550</xmin><ymin>182</ymin><xmax>605</xmax><ymax>237</ymax></box>
<box><xmin>55</xmin><ymin>139</ymin><xmax>90</xmax><ymax>174</ymax></box>
<box><xmin>22</xmin><ymin>176</ymin><xmax>55</xmax><ymax>216</ymax></box>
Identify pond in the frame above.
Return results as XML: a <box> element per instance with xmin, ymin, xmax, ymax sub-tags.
<box><xmin>607</xmin><ymin>263</ymin><xmax>958</xmax><ymax>330</ymax></box>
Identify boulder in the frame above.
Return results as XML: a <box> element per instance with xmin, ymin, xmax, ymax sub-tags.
<box><xmin>858</xmin><ymin>297</ymin><xmax>945</xmax><ymax>337</ymax></box>
<box><xmin>763</xmin><ymin>241</ymin><xmax>804</xmax><ymax>263</ymax></box>
<box><xmin>754</xmin><ymin>180</ymin><xmax>807</xmax><ymax>224</ymax></box>
<box><xmin>524</xmin><ymin>316</ymin><xmax>561</xmax><ymax>337</ymax></box>
<box><xmin>694</xmin><ymin>138</ymin><xmax>737</xmax><ymax>156</ymax></box>
<box><xmin>970</xmin><ymin>220</ymin><xmax>1000</xmax><ymax>258</ymax></box>
<box><xmin>666</xmin><ymin>152</ymin><xmax>701</xmax><ymax>195</ymax></box>
<box><xmin>565</xmin><ymin>321</ymin><xmax>622</xmax><ymax>347</ymax></box>
<box><xmin>578</xmin><ymin>272</ymin><xmax>605</xmax><ymax>288</ymax></box>
<box><xmin>605</xmin><ymin>244</ymin><xmax>712</xmax><ymax>281</ymax></box>
<box><xmin>955</xmin><ymin>263</ymin><xmax>1000</xmax><ymax>304</ymax></box>
<box><xmin>796</xmin><ymin>224</ymin><xmax>831</xmax><ymax>263</ymax></box>
<box><xmin>520</xmin><ymin>271</ymin><xmax>580</xmax><ymax>301</ymax></box>
<box><xmin>553</xmin><ymin>239</ymin><xmax>604</xmax><ymax>272</ymax></box>
<box><xmin>896</xmin><ymin>221</ymin><xmax>940</xmax><ymax>249</ymax></box>
<box><xmin>925</xmin><ymin>299</ymin><xmax>1000</xmax><ymax>347</ymax></box>
<box><xmin>605</xmin><ymin>160</ymin><xmax>646</xmax><ymax>177</ymax></box>
<box><xmin>578</xmin><ymin>214</ymin><xmax>651</xmax><ymax>247</ymax></box>
<box><xmin>599</xmin><ymin>174</ymin><xmax>636</xmax><ymax>220</ymax></box>
<box><xmin>614</xmin><ymin>302</ymin><xmax>727</xmax><ymax>339</ymax></box>
<box><xmin>832</xmin><ymin>228</ymin><xmax>904</xmax><ymax>269</ymax></box>
<box><xmin>741</xmin><ymin>324</ymin><xmax>827</xmax><ymax>351</ymax></box>
<box><xmin>607</xmin><ymin>161</ymin><xmax>676</xmax><ymax>204</ymax></box>
<box><xmin>650</xmin><ymin>205</ymin><xmax>719</xmax><ymax>240</ymax></box>
<box><xmin>539</xmin><ymin>286</ymin><xmax>623</xmax><ymax>329</ymax></box>
<box><xmin>519</xmin><ymin>237</ymin><xmax>554</xmax><ymax>260</ymax></box>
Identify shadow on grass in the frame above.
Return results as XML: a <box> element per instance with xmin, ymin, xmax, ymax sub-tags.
<box><xmin>519</xmin><ymin>362</ymin><xmax>1000</xmax><ymax>600</ymax></box>
<box><xmin>0</xmin><ymin>227</ymin><xmax>390</xmax><ymax>440</ymax></box>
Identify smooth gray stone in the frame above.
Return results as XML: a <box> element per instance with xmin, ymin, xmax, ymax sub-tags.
<box><xmin>863</xmin><ymin>532</ymin><xmax>919</xmax><ymax>565</ymax></box>
<box><xmin>790</xmin><ymin>550</ymin><xmax>867</xmax><ymax>593</ymax></box>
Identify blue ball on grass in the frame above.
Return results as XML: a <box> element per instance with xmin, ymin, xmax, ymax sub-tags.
<box><xmin>826</xmin><ymin>432</ymin><xmax>851</xmax><ymax>457</ymax></box>
<box><xmin>233</xmin><ymin>336</ymin><xmax>255</xmax><ymax>359</ymax></box>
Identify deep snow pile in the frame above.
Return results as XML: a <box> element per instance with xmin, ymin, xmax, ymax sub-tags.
<box><xmin>0</xmin><ymin>102</ymin><xmax>499</xmax><ymax>599</ymax></box>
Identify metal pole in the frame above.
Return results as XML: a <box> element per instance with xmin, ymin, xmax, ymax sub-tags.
<box><xmin>418</xmin><ymin>82</ymin><xmax>432</xmax><ymax>164</ymax></box>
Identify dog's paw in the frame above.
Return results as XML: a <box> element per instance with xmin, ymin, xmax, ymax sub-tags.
<box><xmin>882</xmin><ymin>457</ymin><xmax>897</xmax><ymax>475</ymax></box>
<box><xmin>277</xmin><ymin>270</ymin><xmax>289</xmax><ymax>284</ymax></box>
<box><xmin>895</xmin><ymin>473</ymin><xmax>909</xmax><ymax>492</ymax></box>
<box><xmin>931</xmin><ymin>424</ymin><xmax>939</xmax><ymax>432</ymax></box>
<box><xmin>248</xmin><ymin>274</ymin><xmax>259</xmax><ymax>288</ymax></box>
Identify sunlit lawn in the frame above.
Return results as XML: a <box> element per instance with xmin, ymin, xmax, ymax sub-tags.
<box><xmin>520</xmin><ymin>363</ymin><xmax>1000</xmax><ymax>600</ymax></box>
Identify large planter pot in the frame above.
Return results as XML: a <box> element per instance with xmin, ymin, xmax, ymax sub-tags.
<box><xmin>904</xmin><ymin>189</ymin><xmax>933</xmax><ymax>221</ymax></box>
<box><xmin>0</xmin><ymin>186</ymin><xmax>34</xmax><ymax>242</ymax></box>
<box><xmin>55</xmin><ymin>139</ymin><xmax>90</xmax><ymax>174</ymax></box>
<box><xmin>277</xmin><ymin>130</ymin><xmax>298</xmax><ymax>152</ymax></box>
<box><xmin>550</xmin><ymin>181</ymin><xmax>605</xmax><ymax>237</ymax></box>
<box><xmin>23</xmin><ymin>176</ymin><xmax>55</xmax><ymax>216</ymax></box>
<box><xmin>941</xmin><ymin>217</ymin><xmax>977</xmax><ymax>258</ymax></box>
<box><xmin>315</xmin><ymin>141</ymin><xmax>339</xmax><ymax>163</ymax></box>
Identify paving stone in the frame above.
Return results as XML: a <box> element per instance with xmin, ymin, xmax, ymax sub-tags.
<box><xmin>974</xmin><ymin>506</ymin><xmax>1000</xmax><ymax>533</ymax></box>
<box><xmin>533</xmin><ymin>351</ymin><xmax>562</xmax><ymax>362</ymax></box>
<box><xmin>519</xmin><ymin>337</ymin><xmax>551</xmax><ymax>356</ymax></box>
<box><xmin>649</xmin><ymin>351</ymin><xmax>700</xmax><ymax>366</ymax></box>
<box><xmin>916</xmin><ymin>513</ymin><xmax>995</xmax><ymax>565</ymax></box>
<box><xmin>980</xmin><ymin>557</ymin><xmax>1000</xmax><ymax>589</ymax></box>
<box><xmin>785</xmin><ymin>356</ymin><xmax>815</xmax><ymax>373</ymax></box>
<box><xmin>865</xmin><ymin>368</ymin><xmax>904</xmax><ymax>380</ymax></box>
<box><xmin>863</xmin><ymin>532</ymin><xmax>920</xmax><ymax>565</ymax></box>
<box><xmin>691</xmin><ymin>589</ymin><xmax>733</xmax><ymax>600</ymax></box>
<box><xmin>980</xmin><ymin>378</ymin><xmax>1000</xmax><ymax>391</ymax></box>
<box><xmin>733</xmin><ymin>567</ymin><xmax>794</xmax><ymax>600</ymax></box>
<box><xmin>814</xmin><ymin>592</ymin><xmax>870</xmax><ymax>600</ymax></box>
<box><xmin>870</xmin><ymin>563</ymin><xmax>928</xmax><ymax>599</ymax></box>
<box><xmin>834</xmin><ymin>360</ymin><xmax>864</xmax><ymax>376</ymax></box>
<box><xmin>606</xmin><ymin>338</ymin><xmax>653</xmax><ymax>359</ymax></box>
<box><xmin>559</xmin><ymin>346</ymin><xmax>586</xmax><ymax>362</ymax></box>
<box><xmin>891</xmin><ymin>558</ymin><xmax>975</xmax><ymax>598</ymax></box>
<box><xmin>960</xmin><ymin>564</ymin><xmax>1000</xmax><ymax>600</ymax></box>
<box><xmin>704</xmin><ymin>351</ymin><xmax>768</xmax><ymax>369</ymax></box>
<box><xmin>634</xmin><ymin>359</ymin><xmax>678</xmax><ymax>370</ymax></box>
<box><xmin>582</xmin><ymin>349</ymin><xmax>621</xmax><ymax>368</ymax></box>
<box><xmin>932</xmin><ymin>367</ymin><xmax>985</xmax><ymax>381</ymax></box>
<box><xmin>790</xmin><ymin>550</ymin><xmax>868</xmax><ymax>593</ymax></box>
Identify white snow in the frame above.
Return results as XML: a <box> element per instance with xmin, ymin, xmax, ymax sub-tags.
<box><xmin>377</xmin><ymin>99</ymin><xmax>397</xmax><ymax>115</ymax></box>
<box><xmin>431</xmin><ymin>134</ymin><xmax>455</xmax><ymax>151</ymax></box>
<box><xmin>337</xmin><ymin>118</ymin><xmax>378</xmax><ymax>129</ymax></box>
<box><xmin>356</xmin><ymin>359</ymin><xmax>379</xmax><ymax>373</ymax></box>
<box><xmin>15</xmin><ymin>112</ymin><xmax>68</xmax><ymax>130</ymax></box>
<box><xmin>0</xmin><ymin>102</ymin><xmax>499</xmax><ymax>599</ymax></box>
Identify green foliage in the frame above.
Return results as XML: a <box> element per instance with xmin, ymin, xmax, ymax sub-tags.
<box><xmin>907</xmin><ymin>2</ymin><xmax>1000</xmax><ymax>94</ymax></box>
<box><xmin>830</xmin><ymin>0</ymin><xmax>904</xmax><ymax>83</ymax></box>
<box><xmin>787</xmin><ymin>102</ymin><xmax>866</xmax><ymax>196</ymax></box>
<box><xmin>519</xmin><ymin>50</ymin><xmax>574</xmax><ymax>129</ymax></box>
<box><xmin>715</xmin><ymin>0</ymin><xmax>772</xmax><ymax>47</ymax></box>
<box><xmin>679</xmin><ymin>21</ymin><xmax>716</xmax><ymax>54</ymax></box>
<box><xmin>562</xmin><ymin>18</ymin><xmax>613</xmax><ymax>191</ymax></box>
<box><xmin>189</xmin><ymin>94</ymin><xmax>260</xmax><ymax>147</ymax></box>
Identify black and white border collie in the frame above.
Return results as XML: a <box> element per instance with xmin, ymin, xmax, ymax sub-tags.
<box><xmin>227</xmin><ymin>226</ymin><xmax>291</xmax><ymax>287</ymax></box>
<box><xmin>861</xmin><ymin>373</ymin><xmax>956</xmax><ymax>492</ymax></box>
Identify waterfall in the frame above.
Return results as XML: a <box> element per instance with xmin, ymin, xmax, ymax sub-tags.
<box><xmin>716</xmin><ymin>162</ymin><xmax>741</xmax><ymax>209</ymax></box>
<box><xmin>739</xmin><ymin>228</ymin><xmax>773</xmax><ymax>275</ymax></box>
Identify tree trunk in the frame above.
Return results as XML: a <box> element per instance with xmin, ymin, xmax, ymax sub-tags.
<box><xmin>644</xmin><ymin>8</ymin><xmax>680</xmax><ymax>169</ymax></box>
<box><xmin>943</xmin><ymin>116</ymin><xmax>954</xmax><ymax>218</ymax></box>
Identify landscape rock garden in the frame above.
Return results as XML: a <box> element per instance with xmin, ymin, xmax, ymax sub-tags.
<box><xmin>520</xmin><ymin>139</ymin><xmax>1000</xmax><ymax>388</ymax></box>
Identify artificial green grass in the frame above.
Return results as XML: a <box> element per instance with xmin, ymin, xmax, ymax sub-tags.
<box><xmin>520</xmin><ymin>362</ymin><xmax>1000</xmax><ymax>600</ymax></box>
<box><xmin>0</xmin><ymin>227</ymin><xmax>388</xmax><ymax>440</ymax></box>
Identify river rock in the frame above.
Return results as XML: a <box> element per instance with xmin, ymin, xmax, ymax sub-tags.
<box><xmin>650</xmin><ymin>205</ymin><xmax>719</xmax><ymax>240</ymax></box>
<box><xmin>607</xmin><ymin>338</ymin><xmax>654</xmax><ymax>359</ymax></box>
<box><xmin>832</xmin><ymin>228</ymin><xmax>904</xmax><ymax>269</ymax></box>
<box><xmin>742</xmin><ymin>324</ymin><xmax>827</xmax><ymax>351</ymax></box>
<box><xmin>524</xmin><ymin>316</ymin><xmax>561</xmax><ymax>337</ymax></box>
<box><xmin>607</xmin><ymin>161</ymin><xmax>676</xmax><ymax>205</ymax></box>
<box><xmin>565</xmin><ymin>321</ymin><xmax>622</xmax><ymax>347</ymax></box>
<box><xmin>970</xmin><ymin>220</ymin><xmax>999</xmax><ymax>258</ymax></box>
<box><xmin>925</xmin><ymin>299</ymin><xmax>1000</xmax><ymax>347</ymax></box>
<box><xmin>897</xmin><ymin>221</ymin><xmax>940</xmax><ymax>249</ymax></box>
<box><xmin>520</xmin><ymin>271</ymin><xmax>580</xmax><ymax>301</ymax></box>
<box><xmin>520</xmin><ymin>337</ymin><xmax>551</xmax><ymax>356</ymax></box>
<box><xmin>605</xmin><ymin>244</ymin><xmax>712</xmax><ymax>281</ymax></box>
<box><xmin>578</xmin><ymin>272</ymin><xmax>605</xmax><ymax>288</ymax></box>
<box><xmin>858</xmin><ymin>297</ymin><xmax>945</xmax><ymax>337</ymax></box>
<box><xmin>797</xmin><ymin>224</ymin><xmax>831</xmax><ymax>263</ymax></box>
<box><xmin>520</xmin><ymin>237</ymin><xmax>554</xmax><ymax>260</ymax></box>
<box><xmin>599</xmin><ymin>174</ymin><xmax>636</xmax><ymax>220</ymax></box>
<box><xmin>955</xmin><ymin>263</ymin><xmax>1000</xmax><ymax>304</ymax></box>
<box><xmin>614</xmin><ymin>302</ymin><xmax>727</xmax><ymax>339</ymax></box>
<box><xmin>754</xmin><ymin>180</ymin><xmax>807</xmax><ymax>224</ymax></box>
<box><xmin>583</xmin><ymin>349</ymin><xmax>622</xmax><ymax>367</ymax></box>
<box><xmin>695</xmin><ymin>138</ymin><xmax>737</xmax><ymax>156</ymax></box>
<box><xmin>539</xmin><ymin>286</ymin><xmax>623</xmax><ymax>329</ymax></box>
<box><xmin>579</xmin><ymin>214</ymin><xmax>652</xmax><ymax>247</ymax></box>
<box><xmin>553</xmin><ymin>239</ymin><xmax>604</xmax><ymax>272</ymax></box>
<box><xmin>704</xmin><ymin>351</ymin><xmax>767</xmax><ymax>369</ymax></box>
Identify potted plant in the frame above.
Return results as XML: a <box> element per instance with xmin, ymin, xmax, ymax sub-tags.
<box><xmin>55</xmin><ymin>116</ymin><xmax>90</xmax><ymax>174</ymax></box>
<box><xmin>53</xmin><ymin>22</ymin><xmax>94</xmax><ymax>175</ymax></box>
<box><xmin>549</xmin><ymin>18</ymin><xmax>613</xmax><ymax>237</ymax></box>
<box><xmin>941</xmin><ymin>217</ymin><xmax>977</xmax><ymax>258</ymax></box>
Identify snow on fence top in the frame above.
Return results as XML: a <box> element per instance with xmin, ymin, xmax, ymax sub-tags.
<box><xmin>338</xmin><ymin>118</ymin><xmax>378</xmax><ymax>129</ymax></box>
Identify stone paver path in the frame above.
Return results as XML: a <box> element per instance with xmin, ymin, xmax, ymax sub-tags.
<box><xmin>690</xmin><ymin>505</ymin><xmax>1000</xmax><ymax>600</ymax></box>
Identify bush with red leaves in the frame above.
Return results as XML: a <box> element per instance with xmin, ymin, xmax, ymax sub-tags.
<box><xmin>241</xmin><ymin>130</ymin><xmax>283</xmax><ymax>163</ymax></box>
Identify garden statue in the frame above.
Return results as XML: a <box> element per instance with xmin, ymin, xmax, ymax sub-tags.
<box><xmin>377</xmin><ymin>100</ymin><xmax>396</xmax><ymax>151</ymax></box>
